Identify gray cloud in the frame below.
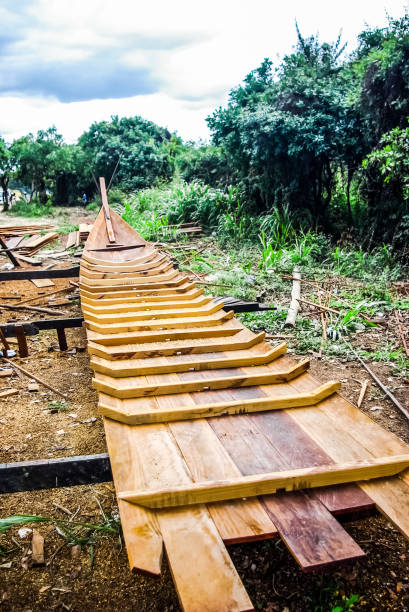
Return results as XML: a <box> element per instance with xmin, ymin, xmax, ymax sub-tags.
<box><xmin>0</xmin><ymin>2</ymin><xmax>203</xmax><ymax>102</ymax></box>
<box><xmin>0</xmin><ymin>52</ymin><xmax>161</xmax><ymax>102</ymax></box>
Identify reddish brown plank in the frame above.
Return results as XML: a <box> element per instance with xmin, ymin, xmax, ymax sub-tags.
<box><xmin>208</xmin><ymin>411</ymin><xmax>365</xmax><ymax>570</ymax></box>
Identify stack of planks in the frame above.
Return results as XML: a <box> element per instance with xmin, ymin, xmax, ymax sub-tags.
<box><xmin>80</xmin><ymin>207</ymin><xmax>409</xmax><ymax>612</ymax></box>
<box><xmin>0</xmin><ymin>225</ymin><xmax>58</xmax><ymax>257</ymax></box>
<box><xmin>66</xmin><ymin>224</ymin><xmax>93</xmax><ymax>249</ymax></box>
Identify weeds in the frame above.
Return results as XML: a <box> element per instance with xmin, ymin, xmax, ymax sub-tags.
<box><xmin>49</xmin><ymin>400</ymin><xmax>69</xmax><ymax>412</ymax></box>
<box><xmin>8</xmin><ymin>198</ymin><xmax>54</xmax><ymax>218</ymax></box>
<box><xmin>0</xmin><ymin>513</ymin><xmax>121</xmax><ymax>560</ymax></box>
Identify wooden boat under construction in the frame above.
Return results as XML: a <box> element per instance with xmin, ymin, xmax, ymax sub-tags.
<box><xmin>81</xmin><ymin>183</ymin><xmax>409</xmax><ymax>611</ymax></box>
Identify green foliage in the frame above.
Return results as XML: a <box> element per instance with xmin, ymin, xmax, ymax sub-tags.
<box><xmin>49</xmin><ymin>400</ymin><xmax>69</xmax><ymax>412</ymax></box>
<box><xmin>78</xmin><ymin>115</ymin><xmax>174</xmax><ymax>193</ymax></box>
<box><xmin>9</xmin><ymin>197</ymin><xmax>54</xmax><ymax>218</ymax></box>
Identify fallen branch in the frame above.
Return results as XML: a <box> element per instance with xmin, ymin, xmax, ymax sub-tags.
<box><xmin>0</xmin><ymin>303</ymin><xmax>66</xmax><ymax>316</ymax></box>
<box><xmin>180</xmin><ymin>247</ymin><xmax>207</xmax><ymax>266</ymax></box>
<box><xmin>2</xmin><ymin>358</ymin><xmax>67</xmax><ymax>399</ymax></box>
<box><xmin>285</xmin><ymin>267</ymin><xmax>301</xmax><ymax>327</ymax></box>
<box><xmin>296</xmin><ymin>297</ymin><xmax>383</xmax><ymax>326</ymax></box>
<box><xmin>17</xmin><ymin>285</ymin><xmax>74</xmax><ymax>306</ymax></box>
<box><xmin>342</xmin><ymin>339</ymin><xmax>409</xmax><ymax>421</ymax></box>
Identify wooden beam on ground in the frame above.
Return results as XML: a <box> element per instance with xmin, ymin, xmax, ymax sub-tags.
<box><xmin>0</xmin><ymin>267</ymin><xmax>79</xmax><ymax>281</ymax></box>
<box><xmin>15</xmin><ymin>324</ymin><xmax>28</xmax><ymax>357</ymax></box>
<box><xmin>0</xmin><ymin>234</ymin><xmax>20</xmax><ymax>267</ymax></box>
<box><xmin>119</xmin><ymin>454</ymin><xmax>409</xmax><ymax>508</ymax></box>
<box><xmin>0</xmin><ymin>453</ymin><xmax>112</xmax><ymax>493</ymax></box>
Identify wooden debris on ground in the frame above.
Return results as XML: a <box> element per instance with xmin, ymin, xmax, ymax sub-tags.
<box><xmin>66</xmin><ymin>224</ymin><xmax>94</xmax><ymax>250</ymax></box>
<box><xmin>31</xmin><ymin>529</ymin><xmax>45</xmax><ymax>565</ymax></box>
<box><xmin>30</xmin><ymin>278</ymin><xmax>55</xmax><ymax>288</ymax></box>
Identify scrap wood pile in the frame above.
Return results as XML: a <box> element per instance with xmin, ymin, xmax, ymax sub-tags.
<box><xmin>0</xmin><ymin>224</ymin><xmax>59</xmax><ymax>257</ymax></box>
<box><xmin>79</xmin><ymin>186</ymin><xmax>409</xmax><ymax>611</ymax></box>
<box><xmin>66</xmin><ymin>223</ymin><xmax>94</xmax><ymax>249</ymax></box>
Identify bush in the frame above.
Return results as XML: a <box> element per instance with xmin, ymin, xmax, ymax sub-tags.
<box><xmin>9</xmin><ymin>197</ymin><xmax>54</xmax><ymax>218</ymax></box>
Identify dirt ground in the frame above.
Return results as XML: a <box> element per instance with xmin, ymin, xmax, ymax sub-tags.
<box><xmin>0</xmin><ymin>212</ymin><xmax>409</xmax><ymax>611</ymax></box>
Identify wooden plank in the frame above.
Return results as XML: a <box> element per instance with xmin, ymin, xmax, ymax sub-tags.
<box><xmin>82</xmin><ymin>300</ymin><xmax>224</xmax><ymax>324</ymax></box>
<box><xmin>30</xmin><ymin>278</ymin><xmax>55</xmax><ymax>288</ymax></box>
<box><xmin>81</xmin><ymin>286</ymin><xmax>203</xmax><ymax>306</ymax></box>
<box><xmin>119</xmin><ymin>455</ymin><xmax>409</xmax><ymax>508</ymax></box>
<box><xmin>91</xmin><ymin>341</ymin><xmax>285</xmax><ymax>376</ymax></box>
<box><xmin>99</xmin><ymin>177</ymin><xmax>116</xmax><ymax>243</ymax></box>
<box><xmin>82</xmin><ymin>295</ymin><xmax>211</xmax><ymax>314</ymax></box>
<box><xmin>66</xmin><ymin>231</ymin><xmax>77</xmax><ymax>249</ymax></box>
<box><xmin>167</xmin><ymin>417</ymin><xmax>277</xmax><ymax>543</ymax></box>
<box><xmin>98</xmin><ymin>381</ymin><xmax>340</xmax><ymax>425</ymax></box>
<box><xmin>87</xmin><ymin>328</ymin><xmax>263</xmax><ymax>359</ymax></box>
<box><xmin>86</xmin><ymin>319</ymin><xmax>242</xmax><ymax>346</ymax></box>
<box><xmin>104</xmin><ymin>419</ymin><xmax>163</xmax><ymax>575</ymax></box>
<box><xmin>208</xmin><ymin>411</ymin><xmax>365</xmax><ymax>571</ymax></box>
<box><xmin>86</xmin><ymin>309</ymin><xmax>235</xmax><ymax>334</ymax></box>
<box><xmin>92</xmin><ymin>359</ymin><xmax>310</xmax><ymax>398</ymax></box>
<box><xmin>80</xmin><ymin>268</ymin><xmax>179</xmax><ymax>286</ymax></box>
<box><xmin>109</xmin><ymin>420</ymin><xmax>253</xmax><ymax>611</ymax></box>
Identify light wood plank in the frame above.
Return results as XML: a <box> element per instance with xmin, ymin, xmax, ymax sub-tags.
<box><xmin>92</xmin><ymin>358</ymin><xmax>310</xmax><ymax>398</ymax></box>
<box><xmin>91</xmin><ymin>341</ymin><xmax>285</xmax><ymax>376</ymax></box>
<box><xmin>98</xmin><ymin>381</ymin><xmax>340</xmax><ymax>424</ymax></box>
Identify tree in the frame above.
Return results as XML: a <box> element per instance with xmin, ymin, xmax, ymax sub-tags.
<box><xmin>78</xmin><ymin>115</ymin><xmax>174</xmax><ymax>193</ymax></box>
<box><xmin>207</xmin><ymin>28</ymin><xmax>361</xmax><ymax>226</ymax></box>
<box><xmin>0</xmin><ymin>138</ymin><xmax>14</xmax><ymax>211</ymax></box>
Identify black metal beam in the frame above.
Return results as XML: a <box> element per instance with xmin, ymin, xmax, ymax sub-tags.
<box><xmin>0</xmin><ymin>317</ymin><xmax>84</xmax><ymax>337</ymax></box>
<box><xmin>0</xmin><ymin>453</ymin><xmax>112</xmax><ymax>494</ymax></box>
<box><xmin>0</xmin><ymin>266</ymin><xmax>79</xmax><ymax>281</ymax></box>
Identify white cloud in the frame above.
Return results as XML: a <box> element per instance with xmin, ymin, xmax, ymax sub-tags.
<box><xmin>0</xmin><ymin>0</ymin><xmax>408</xmax><ymax>142</ymax></box>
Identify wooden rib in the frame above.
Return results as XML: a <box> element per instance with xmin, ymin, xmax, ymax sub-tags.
<box><xmin>79</xmin><ymin>280</ymin><xmax>197</xmax><ymax>299</ymax></box>
<box><xmin>86</xmin><ymin>308</ymin><xmax>235</xmax><ymax>334</ymax></box>
<box><xmin>119</xmin><ymin>454</ymin><xmax>409</xmax><ymax>508</ymax></box>
<box><xmin>80</xmin><ymin>262</ymin><xmax>174</xmax><ymax>279</ymax></box>
<box><xmin>82</xmin><ymin>300</ymin><xmax>224</xmax><ymax>324</ymax></box>
<box><xmin>81</xmin><ymin>286</ymin><xmax>203</xmax><ymax>306</ymax></box>
<box><xmin>98</xmin><ymin>381</ymin><xmax>340</xmax><ymax>424</ymax></box>
<box><xmin>93</xmin><ymin>359</ymin><xmax>310</xmax><ymax>398</ymax></box>
<box><xmin>87</xmin><ymin>329</ymin><xmax>265</xmax><ymax>359</ymax></box>
<box><xmin>80</xmin><ymin>252</ymin><xmax>168</xmax><ymax>273</ymax></box>
<box><xmin>82</xmin><ymin>294</ymin><xmax>211</xmax><ymax>314</ymax></box>
<box><xmin>79</xmin><ymin>275</ymin><xmax>186</xmax><ymax>292</ymax></box>
<box><xmin>80</xmin><ymin>268</ymin><xmax>179</xmax><ymax>286</ymax></box>
<box><xmin>91</xmin><ymin>341</ymin><xmax>285</xmax><ymax>376</ymax></box>
<box><xmin>86</xmin><ymin>319</ymin><xmax>243</xmax><ymax>345</ymax></box>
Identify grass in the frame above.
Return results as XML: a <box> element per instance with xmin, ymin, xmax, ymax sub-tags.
<box><xmin>0</xmin><ymin>512</ymin><xmax>121</xmax><ymax>561</ymax></box>
<box><xmin>8</xmin><ymin>198</ymin><xmax>55</xmax><ymax>218</ymax></box>
<box><xmin>49</xmin><ymin>400</ymin><xmax>69</xmax><ymax>412</ymax></box>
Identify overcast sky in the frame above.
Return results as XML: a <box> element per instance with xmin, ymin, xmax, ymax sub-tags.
<box><xmin>0</xmin><ymin>0</ymin><xmax>408</xmax><ymax>144</ymax></box>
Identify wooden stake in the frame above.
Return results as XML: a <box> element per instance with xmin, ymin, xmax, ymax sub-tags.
<box><xmin>357</xmin><ymin>380</ymin><xmax>369</xmax><ymax>409</ymax></box>
<box><xmin>1</xmin><ymin>358</ymin><xmax>67</xmax><ymax>399</ymax></box>
<box><xmin>99</xmin><ymin>177</ymin><xmax>116</xmax><ymax>243</ymax></box>
<box><xmin>285</xmin><ymin>266</ymin><xmax>301</xmax><ymax>327</ymax></box>
<box><xmin>15</xmin><ymin>325</ymin><xmax>28</xmax><ymax>358</ymax></box>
